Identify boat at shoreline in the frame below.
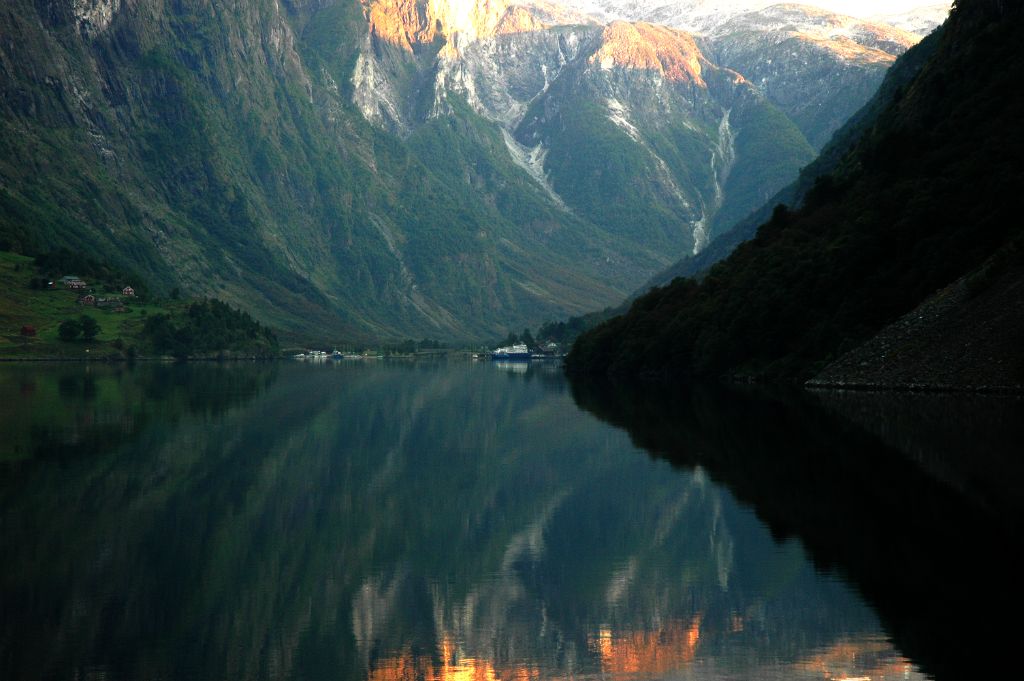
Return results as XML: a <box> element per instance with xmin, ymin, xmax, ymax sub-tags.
<box><xmin>490</xmin><ymin>343</ymin><xmax>531</xmax><ymax>361</ymax></box>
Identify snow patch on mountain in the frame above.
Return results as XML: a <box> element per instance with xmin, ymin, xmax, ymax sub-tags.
<box><xmin>554</xmin><ymin>0</ymin><xmax>950</xmax><ymax>35</ymax></box>
<box><xmin>871</xmin><ymin>4</ymin><xmax>950</xmax><ymax>36</ymax></box>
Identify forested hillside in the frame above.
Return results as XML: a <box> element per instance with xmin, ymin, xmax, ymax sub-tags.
<box><xmin>567</xmin><ymin>0</ymin><xmax>1024</xmax><ymax>385</ymax></box>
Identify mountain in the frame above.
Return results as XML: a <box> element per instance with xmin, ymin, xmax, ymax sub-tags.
<box><xmin>566</xmin><ymin>0</ymin><xmax>1024</xmax><ymax>386</ymax></box>
<box><xmin>643</xmin><ymin>21</ymin><xmax>943</xmax><ymax>290</ymax></box>
<box><xmin>1</xmin><ymin>0</ymin><xmax>826</xmax><ymax>343</ymax></box>
<box><xmin>0</xmin><ymin>0</ymin><xmax>660</xmax><ymax>342</ymax></box>
<box><xmin>562</xmin><ymin>0</ymin><xmax>950</xmax><ymax>35</ymax></box>
<box><xmin>2</xmin><ymin>0</ymin><xmax>664</xmax><ymax>342</ymax></box>
<box><xmin>702</xmin><ymin>4</ymin><xmax>920</xmax><ymax>148</ymax></box>
<box><xmin>557</xmin><ymin>0</ymin><xmax>776</xmax><ymax>31</ymax></box>
<box><xmin>873</xmin><ymin>4</ymin><xmax>952</xmax><ymax>36</ymax></box>
<box><xmin>561</xmin><ymin>1</ymin><xmax>926</xmax><ymax>149</ymax></box>
<box><xmin>2</xmin><ymin>0</ymin><xmax>938</xmax><ymax>344</ymax></box>
<box><xmin>354</xmin><ymin>0</ymin><xmax>816</xmax><ymax>251</ymax></box>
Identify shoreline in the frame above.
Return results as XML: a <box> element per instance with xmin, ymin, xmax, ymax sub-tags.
<box><xmin>805</xmin><ymin>379</ymin><xmax>1024</xmax><ymax>396</ymax></box>
<box><xmin>0</xmin><ymin>355</ymin><xmax>278</xmax><ymax>363</ymax></box>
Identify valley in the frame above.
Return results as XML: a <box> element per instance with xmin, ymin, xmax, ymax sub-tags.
<box><xmin>0</xmin><ymin>0</ymin><xmax>940</xmax><ymax>345</ymax></box>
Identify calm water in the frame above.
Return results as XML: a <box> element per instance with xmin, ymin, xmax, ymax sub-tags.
<box><xmin>0</xmin><ymin>362</ymin><xmax>1019</xmax><ymax>681</ymax></box>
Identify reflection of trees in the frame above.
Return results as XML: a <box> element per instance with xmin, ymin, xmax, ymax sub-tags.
<box><xmin>813</xmin><ymin>389</ymin><xmax>1024</xmax><ymax>518</ymax></box>
<box><xmin>569</xmin><ymin>378</ymin><xmax>1022</xmax><ymax>681</ymax></box>
<box><xmin>0</xmin><ymin>363</ymin><xmax>278</xmax><ymax>462</ymax></box>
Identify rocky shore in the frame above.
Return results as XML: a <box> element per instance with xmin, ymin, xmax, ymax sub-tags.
<box><xmin>808</xmin><ymin>264</ymin><xmax>1024</xmax><ymax>393</ymax></box>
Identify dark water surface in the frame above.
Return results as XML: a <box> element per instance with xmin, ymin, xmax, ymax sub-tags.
<box><xmin>0</xmin><ymin>362</ymin><xmax>1019</xmax><ymax>681</ymax></box>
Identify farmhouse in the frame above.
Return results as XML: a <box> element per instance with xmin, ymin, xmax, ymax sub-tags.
<box><xmin>60</xmin><ymin>275</ymin><xmax>87</xmax><ymax>289</ymax></box>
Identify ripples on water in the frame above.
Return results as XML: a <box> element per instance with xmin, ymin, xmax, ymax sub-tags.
<box><xmin>1</xmin><ymin>361</ymin><xmax>1019</xmax><ymax>681</ymax></box>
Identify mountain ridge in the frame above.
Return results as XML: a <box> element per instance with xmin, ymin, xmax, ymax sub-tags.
<box><xmin>566</xmin><ymin>0</ymin><xmax>1024</xmax><ymax>386</ymax></box>
<box><xmin>1</xmin><ymin>0</ymin><xmax>931</xmax><ymax>343</ymax></box>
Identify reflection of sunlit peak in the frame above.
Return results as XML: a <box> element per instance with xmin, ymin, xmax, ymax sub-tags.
<box><xmin>590</xmin><ymin>616</ymin><xmax>702</xmax><ymax>676</ymax></box>
<box><xmin>604</xmin><ymin>557</ymin><xmax>638</xmax><ymax>606</ymax></box>
<box><xmin>500</xmin><ymin>491</ymin><xmax>569</xmax><ymax>571</ymax></box>
<box><xmin>795</xmin><ymin>637</ymin><xmax>927</xmax><ymax>681</ymax></box>
<box><xmin>367</xmin><ymin>634</ymin><xmax>550</xmax><ymax>681</ymax></box>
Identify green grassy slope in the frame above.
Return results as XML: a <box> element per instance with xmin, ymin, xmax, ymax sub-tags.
<box><xmin>710</xmin><ymin>99</ymin><xmax>815</xmax><ymax>238</ymax></box>
<box><xmin>0</xmin><ymin>251</ymin><xmax>174</xmax><ymax>358</ymax></box>
<box><xmin>0</xmin><ymin>250</ymin><xmax>277</xmax><ymax>358</ymax></box>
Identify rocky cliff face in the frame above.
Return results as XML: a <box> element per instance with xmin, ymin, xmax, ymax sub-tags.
<box><xmin>558</xmin><ymin>1</ymin><xmax>933</xmax><ymax>149</ymax></box>
<box><xmin>704</xmin><ymin>4</ymin><xmax>921</xmax><ymax>147</ymax></box>
<box><xmin>354</xmin><ymin>0</ymin><xmax>815</xmax><ymax>252</ymax></box>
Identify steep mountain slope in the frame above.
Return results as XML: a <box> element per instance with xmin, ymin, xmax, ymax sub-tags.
<box><xmin>0</xmin><ymin>0</ymin><xmax>915</xmax><ymax>343</ymax></box>
<box><xmin>566</xmin><ymin>0</ymin><xmax>1024</xmax><ymax>384</ymax></box>
<box><xmin>704</xmin><ymin>4</ymin><xmax>920</xmax><ymax>148</ymax></box>
<box><xmin>353</xmin><ymin>0</ymin><xmax>815</xmax><ymax>253</ymax></box>
<box><xmin>642</xmin><ymin>24</ymin><xmax>943</xmax><ymax>290</ymax></box>
<box><xmin>561</xmin><ymin>1</ymin><xmax>928</xmax><ymax>149</ymax></box>
<box><xmin>809</xmin><ymin>239</ymin><xmax>1024</xmax><ymax>390</ymax></box>
<box><xmin>0</xmin><ymin>0</ymin><xmax>659</xmax><ymax>341</ymax></box>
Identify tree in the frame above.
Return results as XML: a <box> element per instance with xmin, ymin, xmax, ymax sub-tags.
<box><xmin>521</xmin><ymin>328</ymin><xmax>536</xmax><ymax>350</ymax></box>
<box><xmin>80</xmin><ymin>315</ymin><xmax>100</xmax><ymax>341</ymax></box>
<box><xmin>58</xmin><ymin>319</ymin><xmax>82</xmax><ymax>342</ymax></box>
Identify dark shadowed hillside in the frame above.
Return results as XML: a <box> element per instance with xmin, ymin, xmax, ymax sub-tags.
<box><xmin>567</xmin><ymin>0</ymin><xmax>1024</xmax><ymax>385</ymax></box>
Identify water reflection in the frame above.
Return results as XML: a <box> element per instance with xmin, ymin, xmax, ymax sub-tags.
<box><xmin>571</xmin><ymin>379</ymin><xmax>1024</xmax><ymax>681</ymax></box>
<box><xmin>0</xmin><ymin>363</ymin><xmax>960</xmax><ymax>680</ymax></box>
<box><xmin>812</xmin><ymin>389</ymin><xmax>1024</xmax><ymax>519</ymax></box>
<box><xmin>0</xmin><ymin>362</ymin><xmax>278</xmax><ymax>461</ymax></box>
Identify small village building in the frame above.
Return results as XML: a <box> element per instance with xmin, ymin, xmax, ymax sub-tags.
<box><xmin>20</xmin><ymin>325</ymin><xmax>36</xmax><ymax>337</ymax></box>
<box><xmin>60</xmin><ymin>275</ymin><xmax>87</xmax><ymax>290</ymax></box>
<box><xmin>538</xmin><ymin>341</ymin><xmax>561</xmax><ymax>356</ymax></box>
<box><xmin>78</xmin><ymin>294</ymin><xmax>97</xmax><ymax>306</ymax></box>
<box><xmin>122</xmin><ymin>286</ymin><xmax>135</xmax><ymax>297</ymax></box>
